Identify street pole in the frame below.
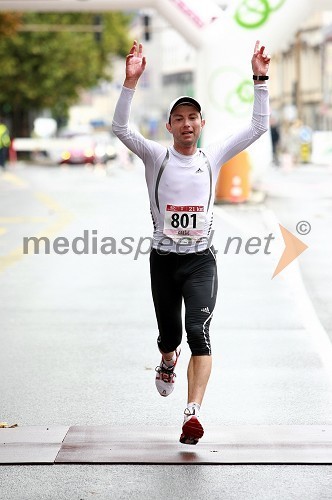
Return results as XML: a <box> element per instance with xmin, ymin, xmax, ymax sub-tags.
<box><xmin>295</xmin><ymin>30</ymin><xmax>302</xmax><ymax>122</ymax></box>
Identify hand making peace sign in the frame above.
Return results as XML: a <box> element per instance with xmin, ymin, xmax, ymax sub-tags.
<box><xmin>252</xmin><ymin>40</ymin><xmax>271</xmax><ymax>76</ymax></box>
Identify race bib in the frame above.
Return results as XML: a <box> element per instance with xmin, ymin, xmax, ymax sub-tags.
<box><xmin>163</xmin><ymin>204</ymin><xmax>206</xmax><ymax>244</ymax></box>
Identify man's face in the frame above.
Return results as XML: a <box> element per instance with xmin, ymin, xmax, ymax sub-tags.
<box><xmin>166</xmin><ymin>104</ymin><xmax>205</xmax><ymax>149</ymax></box>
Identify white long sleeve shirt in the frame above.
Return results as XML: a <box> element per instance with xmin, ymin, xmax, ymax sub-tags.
<box><xmin>112</xmin><ymin>84</ymin><xmax>269</xmax><ymax>253</ymax></box>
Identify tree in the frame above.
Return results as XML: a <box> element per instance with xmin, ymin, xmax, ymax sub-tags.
<box><xmin>0</xmin><ymin>12</ymin><xmax>22</xmax><ymax>37</ymax></box>
<box><xmin>0</xmin><ymin>12</ymin><xmax>131</xmax><ymax>136</ymax></box>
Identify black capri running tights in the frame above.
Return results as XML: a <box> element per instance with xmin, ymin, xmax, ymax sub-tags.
<box><xmin>149</xmin><ymin>246</ymin><xmax>218</xmax><ymax>356</ymax></box>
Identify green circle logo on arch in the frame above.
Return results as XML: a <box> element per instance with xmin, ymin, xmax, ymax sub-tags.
<box><xmin>209</xmin><ymin>67</ymin><xmax>254</xmax><ymax>116</ymax></box>
<box><xmin>234</xmin><ymin>0</ymin><xmax>286</xmax><ymax>29</ymax></box>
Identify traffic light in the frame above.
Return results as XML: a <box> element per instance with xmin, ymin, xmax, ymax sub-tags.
<box><xmin>93</xmin><ymin>15</ymin><xmax>103</xmax><ymax>43</ymax></box>
<box><xmin>143</xmin><ymin>15</ymin><xmax>151</xmax><ymax>41</ymax></box>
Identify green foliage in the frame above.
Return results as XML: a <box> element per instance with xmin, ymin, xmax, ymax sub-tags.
<box><xmin>0</xmin><ymin>12</ymin><xmax>22</xmax><ymax>36</ymax></box>
<box><xmin>0</xmin><ymin>12</ymin><xmax>131</xmax><ymax>131</ymax></box>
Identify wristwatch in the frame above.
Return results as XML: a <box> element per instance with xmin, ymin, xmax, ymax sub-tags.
<box><xmin>253</xmin><ymin>75</ymin><xmax>269</xmax><ymax>81</ymax></box>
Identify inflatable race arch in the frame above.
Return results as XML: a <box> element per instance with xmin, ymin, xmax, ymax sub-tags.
<box><xmin>3</xmin><ymin>0</ymin><xmax>331</xmax><ymax>174</ymax></box>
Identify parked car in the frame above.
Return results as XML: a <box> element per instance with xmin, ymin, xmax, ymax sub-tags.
<box><xmin>58</xmin><ymin>132</ymin><xmax>118</xmax><ymax>165</ymax></box>
<box><xmin>59</xmin><ymin>135</ymin><xmax>95</xmax><ymax>165</ymax></box>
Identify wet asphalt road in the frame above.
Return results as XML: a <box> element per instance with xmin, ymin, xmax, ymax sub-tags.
<box><xmin>0</xmin><ymin>160</ymin><xmax>332</xmax><ymax>500</ymax></box>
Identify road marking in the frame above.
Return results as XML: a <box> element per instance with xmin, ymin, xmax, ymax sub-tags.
<box><xmin>214</xmin><ymin>204</ymin><xmax>270</xmax><ymax>238</ymax></box>
<box><xmin>1</xmin><ymin>172</ymin><xmax>29</xmax><ymax>188</ymax></box>
<box><xmin>0</xmin><ymin>193</ymin><xmax>73</xmax><ymax>274</ymax></box>
<box><xmin>215</xmin><ymin>204</ymin><xmax>332</xmax><ymax>384</ymax></box>
<box><xmin>262</xmin><ymin>207</ymin><xmax>332</xmax><ymax>385</ymax></box>
<box><xmin>0</xmin><ymin>216</ymin><xmax>49</xmax><ymax>224</ymax></box>
<box><xmin>34</xmin><ymin>192</ymin><xmax>68</xmax><ymax>213</ymax></box>
<box><xmin>214</xmin><ymin>205</ymin><xmax>310</xmax><ymax>277</ymax></box>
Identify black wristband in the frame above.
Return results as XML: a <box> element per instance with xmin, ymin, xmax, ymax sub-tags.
<box><xmin>253</xmin><ymin>75</ymin><xmax>269</xmax><ymax>81</ymax></box>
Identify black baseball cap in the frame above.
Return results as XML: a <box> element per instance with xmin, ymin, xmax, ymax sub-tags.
<box><xmin>168</xmin><ymin>96</ymin><xmax>202</xmax><ymax>119</ymax></box>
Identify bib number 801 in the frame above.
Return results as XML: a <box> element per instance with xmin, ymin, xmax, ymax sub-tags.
<box><xmin>171</xmin><ymin>213</ymin><xmax>197</xmax><ymax>229</ymax></box>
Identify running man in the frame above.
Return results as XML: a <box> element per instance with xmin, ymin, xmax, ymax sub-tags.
<box><xmin>112</xmin><ymin>40</ymin><xmax>270</xmax><ymax>445</ymax></box>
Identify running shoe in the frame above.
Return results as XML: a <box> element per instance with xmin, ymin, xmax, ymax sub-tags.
<box><xmin>179</xmin><ymin>407</ymin><xmax>204</xmax><ymax>445</ymax></box>
<box><xmin>155</xmin><ymin>348</ymin><xmax>181</xmax><ymax>397</ymax></box>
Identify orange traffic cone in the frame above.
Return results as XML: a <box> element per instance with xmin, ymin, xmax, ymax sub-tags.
<box><xmin>215</xmin><ymin>151</ymin><xmax>251</xmax><ymax>203</ymax></box>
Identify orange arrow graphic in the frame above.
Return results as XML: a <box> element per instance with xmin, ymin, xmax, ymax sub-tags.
<box><xmin>272</xmin><ymin>224</ymin><xmax>309</xmax><ymax>279</ymax></box>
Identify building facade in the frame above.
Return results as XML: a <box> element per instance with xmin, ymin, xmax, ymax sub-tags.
<box><xmin>269</xmin><ymin>10</ymin><xmax>332</xmax><ymax>132</ymax></box>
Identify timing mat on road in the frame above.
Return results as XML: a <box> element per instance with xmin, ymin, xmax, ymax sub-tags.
<box><xmin>1</xmin><ymin>425</ymin><xmax>332</xmax><ymax>464</ymax></box>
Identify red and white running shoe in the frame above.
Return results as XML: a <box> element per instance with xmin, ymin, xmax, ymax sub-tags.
<box><xmin>155</xmin><ymin>348</ymin><xmax>181</xmax><ymax>397</ymax></box>
<box><xmin>179</xmin><ymin>407</ymin><xmax>204</xmax><ymax>445</ymax></box>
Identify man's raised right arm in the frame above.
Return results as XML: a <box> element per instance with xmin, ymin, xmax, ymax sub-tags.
<box><xmin>112</xmin><ymin>41</ymin><xmax>148</xmax><ymax>157</ymax></box>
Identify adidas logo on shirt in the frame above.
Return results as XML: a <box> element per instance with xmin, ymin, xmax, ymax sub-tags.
<box><xmin>195</xmin><ymin>168</ymin><xmax>204</xmax><ymax>174</ymax></box>
<box><xmin>201</xmin><ymin>307</ymin><xmax>210</xmax><ymax>314</ymax></box>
